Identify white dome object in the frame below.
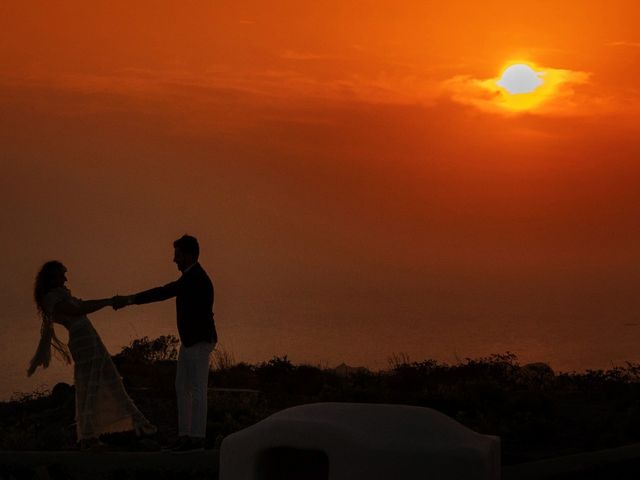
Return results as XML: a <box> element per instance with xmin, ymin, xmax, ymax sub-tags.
<box><xmin>220</xmin><ymin>402</ymin><xmax>501</xmax><ymax>480</ymax></box>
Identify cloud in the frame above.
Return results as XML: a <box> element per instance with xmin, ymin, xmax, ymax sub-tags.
<box><xmin>279</xmin><ymin>50</ymin><xmax>337</xmax><ymax>61</ymax></box>
<box><xmin>0</xmin><ymin>61</ymin><xmax>444</xmax><ymax>117</ymax></box>
<box><xmin>606</xmin><ymin>41</ymin><xmax>640</xmax><ymax>48</ymax></box>
<box><xmin>443</xmin><ymin>64</ymin><xmax>591</xmax><ymax>116</ymax></box>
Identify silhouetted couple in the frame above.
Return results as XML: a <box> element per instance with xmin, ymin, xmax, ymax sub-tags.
<box><xmin>28</xmin><ymin>235</ymin><xmax>217</xmax><ymax>453</ymax></box>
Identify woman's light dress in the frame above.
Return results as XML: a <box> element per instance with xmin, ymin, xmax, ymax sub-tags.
<box><xmin>43</xmin><ymin>287</ymin><xmax>152</xmax><ymax>440</ymax></box>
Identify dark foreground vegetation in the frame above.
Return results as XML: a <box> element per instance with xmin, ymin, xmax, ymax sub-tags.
<box><xmin>3</xmin><ymin>335</ymin><xmax>640</xmax><ymax>468</ymax></box>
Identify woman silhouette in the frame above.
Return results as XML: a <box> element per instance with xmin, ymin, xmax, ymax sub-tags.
<box><xmin>28</xmin><ymin>260</ymin><xmax>156</xmax><ymax>450</ymax></box>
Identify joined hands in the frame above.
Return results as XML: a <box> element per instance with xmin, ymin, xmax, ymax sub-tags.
<box><xmin>111</xmin><ymin>295</ymin><xmax>133</xmax><ymax>310</ymax></box>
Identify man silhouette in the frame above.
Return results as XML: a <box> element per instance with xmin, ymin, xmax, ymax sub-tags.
<box><xmin>114</xmin><ymin>234</ymin><xmax>217</xmax><ymax>453</ymax></box>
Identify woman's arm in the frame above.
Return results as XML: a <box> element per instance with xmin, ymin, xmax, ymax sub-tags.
<box><xmin>54</xmin><ymin>298</ymin><xmax>114</xmax><ymax>316</ymax></box>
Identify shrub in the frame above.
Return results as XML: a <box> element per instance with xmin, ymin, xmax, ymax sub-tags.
<box><xmin>113</xmin><ymin>335</ymin><xmax>179</xmax><ymax>364</ymax></box>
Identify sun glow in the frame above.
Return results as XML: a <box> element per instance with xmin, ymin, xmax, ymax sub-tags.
<box><xmin>445</xmin><ymin>58</ymin><xmax>590</xmax><ymax>116</ymax></box>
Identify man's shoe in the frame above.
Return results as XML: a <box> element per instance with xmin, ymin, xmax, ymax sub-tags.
<box><xmin>135</xmin><ymin>422</ymin><xmax>158</xmax><ymax>437</ymax></box>
<box><xmin>162</xmin><ymin>435</ymin><xmax>188</xmax><ymax>452</ymax></box>
<box><xmin>170</xmin><ymin>437</ymin><xmax>205</xmax><ymax>454</ymax></box>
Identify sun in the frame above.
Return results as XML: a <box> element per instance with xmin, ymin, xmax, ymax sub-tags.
<box><xmin>497</xmin><ymin>64</ymin><xmax>543</xmax><ymax>94</ymax></box>
<box><xmin>491</xmin><ymin>61</ymin><xmax>554</xmax><ymax>111</ymax></box>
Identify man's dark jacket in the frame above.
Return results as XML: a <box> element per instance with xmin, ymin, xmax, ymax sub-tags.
<box><xmin>133</xmin><ymin>263</ymin><xmax>217</xmax><ymax>347</ymax></box>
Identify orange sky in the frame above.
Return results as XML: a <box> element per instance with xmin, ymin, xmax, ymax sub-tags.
<box><xmin>2</xmin><ymin>1</ymin><xmax>640</xmax><ymax>398</ymax></box>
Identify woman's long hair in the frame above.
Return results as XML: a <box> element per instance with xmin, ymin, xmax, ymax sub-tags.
<box><xmin>28</xmin><ymin>261</ymin><xmax>71</xmax><ymax>376</ymax></box>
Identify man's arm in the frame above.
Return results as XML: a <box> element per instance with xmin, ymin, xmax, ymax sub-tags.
<box><xmin>114</xmin><ymin>281</ymin><xmax>179</xmax><ymax>310</ymax></box>
<box><xmin>134</xmin><ymin>280</ymin><xmax>179</xmax><ymax>304</ymax></box>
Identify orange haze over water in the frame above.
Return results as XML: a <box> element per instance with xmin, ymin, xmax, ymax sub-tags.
<box><xmin>2</xmin><ymin>1</ymin><xmax>640</xmax><ymax>399</ymax></box>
